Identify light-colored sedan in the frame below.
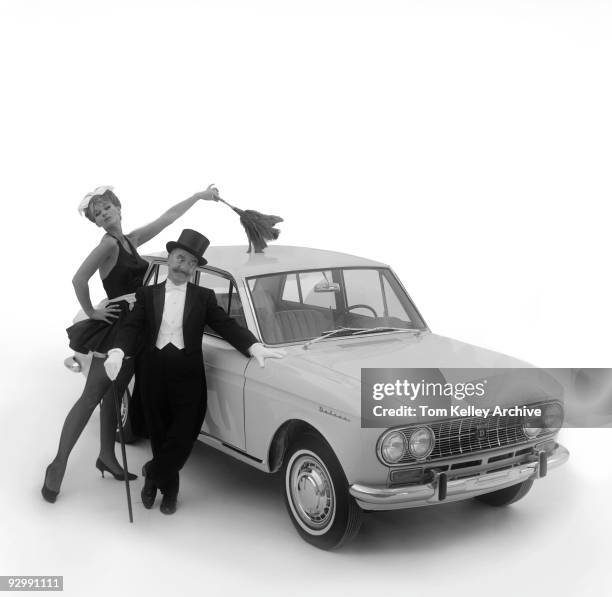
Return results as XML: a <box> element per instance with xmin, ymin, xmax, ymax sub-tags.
<box><xmin>66</xmin><ymin>245</ymin><xmax>569</xmax><ymax>549</ymax></box>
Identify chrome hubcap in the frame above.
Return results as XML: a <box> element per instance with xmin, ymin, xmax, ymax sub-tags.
<box><xmin>288</xmin><ymin>452</ymin><xmax>335</xmax><ymax>532</ymax></box>
<box><xmin>118</xmin><ymin>378</ymin><xmax>134</xmax><ymax>430</ymax></box>
<box><xmin>120</xmin><ymin>392</ymin><xmax>128</xmax><ymax>427</ymax></box>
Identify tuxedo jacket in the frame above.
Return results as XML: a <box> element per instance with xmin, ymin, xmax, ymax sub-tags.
<box><xmin>114</xmin><ymin>281</ymin><xmax>257</xmax><ymax>359</ymax></box>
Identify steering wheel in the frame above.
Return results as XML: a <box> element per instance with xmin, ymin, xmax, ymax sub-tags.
<box><xmin>342</xmin><ymin>304</ymin><xmax>379</xmax><ymax>318</ymax></box>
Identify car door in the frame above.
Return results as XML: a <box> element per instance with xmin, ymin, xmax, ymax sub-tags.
<box><xmin>197</xmin><ymin>269</ymin><xmax>251</xmax><ymax>451</ymax></box>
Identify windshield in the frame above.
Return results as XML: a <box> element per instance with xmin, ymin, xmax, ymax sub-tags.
<box><xmin>246</xmin><ymin>267</ymin><xmax>426</xmax><ymax>345</ymax></box>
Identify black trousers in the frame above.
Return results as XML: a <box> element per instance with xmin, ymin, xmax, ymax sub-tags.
<box><xmin>142</xmin><ymin>344</ymin><xmax>207</xmax><ymax>495</ymax></box>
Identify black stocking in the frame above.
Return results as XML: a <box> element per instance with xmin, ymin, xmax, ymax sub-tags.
<box><xmin>98</xmin><ymin>358</ymin><xmax>135</xmax><ymax>468</ymax></box>
<box><xmin>44</xmin><ymin>356</ymin><xmax>134</xmax><ymax>492</ymax></box>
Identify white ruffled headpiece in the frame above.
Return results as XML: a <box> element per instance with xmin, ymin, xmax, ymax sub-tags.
<box><xmin>78</xmin><ymin>185</ymin><xmax>115</xmax><ymax>217</ymax></box>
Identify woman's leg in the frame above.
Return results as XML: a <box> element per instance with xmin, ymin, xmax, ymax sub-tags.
<box><xmin>44</xmin><ymin>356</ymin><xmax>111</xmax><ymax>492</ymax></box>
<box><xmin>97</xmin><ymin>358</ymin><xmax>135</xmax><ymax>472</ymax></box>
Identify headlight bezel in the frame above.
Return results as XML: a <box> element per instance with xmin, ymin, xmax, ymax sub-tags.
<box><xmin>377</xmin><ymin>426</ymin><xmax>435</xmax><ymax>466</ymax></box>
<box><xmin>542</xmin><ymin>401</ymin><xmax>564</xmax><ymax>433</ymax></box>
<box><xmin>378</xmin><ymin>430</ymin><xmax>407</xmax><ymax>464</ymax></box>
<box><xmin>406</xmin><ymin>426</ymin><xmax>435</xmax><ymax>460</ymax></box>
<box><xmin>522</xmin><ymin>400</ymin><xmax>564</xmax><ymax>439</ymax></box>
<box><xmin>522</xmin><ymin>423</ymin><xmax>542</xmax><ymax>438</ymax></box>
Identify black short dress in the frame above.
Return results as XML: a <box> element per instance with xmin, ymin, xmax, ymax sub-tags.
<box><xmin>66</xmin><ymin>234</ymin><xmax>148</xmax><ymax>355</ymax></box>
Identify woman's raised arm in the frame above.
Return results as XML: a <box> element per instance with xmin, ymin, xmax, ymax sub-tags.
<box><xmin>128</xmin><ymin>184</ymin><xmax>220</xmax><ymax>247</ymax></box>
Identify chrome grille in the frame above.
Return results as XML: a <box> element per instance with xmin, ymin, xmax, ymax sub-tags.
<box><xmin>399</xmin><ymin>414</ymin><xmax>528</xmax><ymax>464</ymax></box>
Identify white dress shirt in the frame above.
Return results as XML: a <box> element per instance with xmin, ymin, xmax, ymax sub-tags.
<box><xmin>156</xmin><ymin>278</ymin><xmax>188</xmax><ymax>349</ymax></box>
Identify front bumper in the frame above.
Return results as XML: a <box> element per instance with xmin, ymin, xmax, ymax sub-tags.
<box><xmin>349</xmin><ymin>443</ymin><xmax>569</xmax><ymax>511</ymax></box>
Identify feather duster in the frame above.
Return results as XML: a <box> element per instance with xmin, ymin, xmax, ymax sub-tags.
<box><xmin>217</xmin><ymin>198</ymin><xmax>283</xmax><ymax>253</ymax></box>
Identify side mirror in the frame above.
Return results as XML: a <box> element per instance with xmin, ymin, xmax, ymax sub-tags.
<box><xmin>314</xmin><ymin>282</ymin><xmax>340</xmax><ymax>293</ymax></box>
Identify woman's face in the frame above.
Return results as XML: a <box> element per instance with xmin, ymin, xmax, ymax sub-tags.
<box><xmin>90</xmin><ymin>198</ymin><xmax>121</xmax><ymax>228</ymax></box>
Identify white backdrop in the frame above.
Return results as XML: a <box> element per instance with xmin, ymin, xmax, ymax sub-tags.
<box><xmin>0</xmin><ymin>1</ymin><xmax>610</xmax><ymax>596</ymax></box>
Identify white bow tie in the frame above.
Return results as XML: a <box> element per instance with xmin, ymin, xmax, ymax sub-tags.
<box><xmin>166</xmin><ymin>281</ymin><xmax>187</xmax><ymax>293</ymax></box>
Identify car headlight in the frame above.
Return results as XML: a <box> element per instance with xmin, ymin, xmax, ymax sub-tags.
<box><xmin>523</xmin><ymin>402</ymin><xmax>564</xmax><ymax>438</ymax></box>
<box><xmin>380</xmin><ymin>431</ymin><xmax>407</xmax><ymax>464</ymax></box>
<box><xmin>543</xmin><ymin>402</ymin><xmax>563</xmax><ymax>433</ymax></box>
<box><xmin>407</xmin><ymin>427</ymin><xmax>435</xmax><ymax>459</ymax></box>
<box><xmin>522</xmin><ymin>422</ymin><xmax>542</xmax><ymax>439</ymax></box>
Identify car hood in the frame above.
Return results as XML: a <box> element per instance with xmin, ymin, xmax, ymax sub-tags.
<box><xmin>293</xmin><ymin>331</ymin><xmax>531</xmax><ymax>378</ymax></box>
<box><xmin>285</xmin><ymin>332</ymin><xmax>561</xmax><ymax>423</ymax></box>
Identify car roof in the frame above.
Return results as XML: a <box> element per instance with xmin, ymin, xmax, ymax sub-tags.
<box><xmin>145</xmin><ymin>244</ymin><xmax>388</xmax><ymax>278</ymax></box>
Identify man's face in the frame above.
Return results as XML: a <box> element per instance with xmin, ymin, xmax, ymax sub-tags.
<box><xmin>167</xmin><ymin>248</ymin><xmax>198</xmax><ymax>284</ymax></box>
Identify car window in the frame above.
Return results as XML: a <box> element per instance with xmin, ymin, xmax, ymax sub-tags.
<box><xmin>156</xmin><ymin>264</ymin><xmax>168</xmax><ymax>283</ymax></box>
<box><xmin>248</xmin><ymin>268</ymin><xmax>423</xmax><ymax>344</ymax></box>
<box><xmin>198</xmin><ymin>270</ymin><xmax>247</xmax><ymax>333</ymax></box>
<box><xmin>281</xmin><ymin>273</ymin><xmax>300</xmax><ymax>302</ymax></box>
<box><xmin>142</xmin><ymin>261</ymin><xmax>156</xmax><ymax>286</ymax></box>
<box><xmin>343</xmin><ymin>269</ymin><xmax>384</xmax><ymax>317</ymax></box>
<box><xmin>144</xmin><ymin>263</ymin><xmax>166</xmax><ymax>285</ymax></box>
<box><xmin>382</xmin><ymin>275</ymin><xmax>412</xmax><ymax>323</ymax></box>
<box><xmin>299</xmin><ymin>271</ymin><xmax>336</xmax><ymax>309</ymax></box>
<box><xmin>280</xmin><ymin>271</ymin><xmax>336</xmax><ymax>309</ymax></box>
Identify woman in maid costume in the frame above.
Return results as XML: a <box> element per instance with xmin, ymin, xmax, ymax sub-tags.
<box><xmin>41</xmin><ymin>184</ymin><xmax>220</xmax><ymax>503</ymax></box>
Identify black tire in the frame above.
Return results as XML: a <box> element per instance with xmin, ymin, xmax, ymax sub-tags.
<box><xmin>474</xmin><ymin>479</ymin><xmax>534</xmax><ymax>507</ymax></box>
<box><xmin>282</xmin><ymin>432</ymin><xmax>363</xmax><ymax>550</ymax></box>
<box><xmin>115</xmin><ymin>377</ymin><xmax>137</xmax><ymax>444</ymax></box>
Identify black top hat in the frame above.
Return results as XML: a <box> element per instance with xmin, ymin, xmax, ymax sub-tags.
<box><xmin>166</xmin><ymin>229</ymin><xmax>210</xmax><ymax>266</ymax></box>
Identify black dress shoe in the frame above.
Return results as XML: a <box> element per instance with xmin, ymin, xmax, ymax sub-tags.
<box><xmin>160</xmin><ymin>493</ymin><xmax>177</xmax><ymax>515</ymax></box>
<box><xmin>141</xmin><ymin>465</ymin><xmax>157</xmax><ymax>509</ymax></box>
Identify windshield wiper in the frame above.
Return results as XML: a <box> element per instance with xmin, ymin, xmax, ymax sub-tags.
<box><xmin>302</xmin><ymin>328</ymin><xmax>366</xmax><ymax>350</ymax></box>
<box><xmin>352</xmin><ymin>326</ymin><xmax>422</xmax><ymax>335</ymax></box>
<box><xmin>302</xmin><ymin>326</ymin><xmax>423</xmax><ymax>350</ymax></box>
<box><xmin>302</xmin><ymin>326</ymin><xmax>422</xmax><ymax>349</ymax></box>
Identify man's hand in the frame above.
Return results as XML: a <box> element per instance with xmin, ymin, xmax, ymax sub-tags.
<box><xmin>248</xmin><ymin>343</ymin><xmax>285</xmax><ymax>368</ymax></box>
<box><xmin>104</xmin><ymin>349</ymin><xmax>125</xmax><ymax>380</ymax></box>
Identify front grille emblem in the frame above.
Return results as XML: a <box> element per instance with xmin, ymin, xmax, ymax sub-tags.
<box><xmin>475</xmin><ymin>424</ymin><xmax>487</xmax><ymax>440</ymax></box>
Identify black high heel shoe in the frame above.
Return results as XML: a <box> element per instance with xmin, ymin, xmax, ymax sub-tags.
<box><xmin>95</xmin><ymin>458</ymin><xmax>137</xmax><ymax>481</ymax></box>
<box><xmin>41</xmin><ymin>465</ymin><xmax>59</xmax><ymax>503</ymax></box>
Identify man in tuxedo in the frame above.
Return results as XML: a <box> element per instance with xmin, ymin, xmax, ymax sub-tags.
<box><xmin>104</xmin><ymin>229</ymin><xmax>283</xmax><ymax>515</ymax></box>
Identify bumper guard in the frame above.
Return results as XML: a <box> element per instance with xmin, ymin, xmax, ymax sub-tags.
<box><xmin>349</xmin><ymin>443</ymin><xmax>569</xmax><ymax>511</ymax></box>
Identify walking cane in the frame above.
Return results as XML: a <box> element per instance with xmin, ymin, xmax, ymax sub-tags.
<box><xmin>111</xmin><ymin>379</ymin><xmax>134</xmax><ymax>523</ymax></box>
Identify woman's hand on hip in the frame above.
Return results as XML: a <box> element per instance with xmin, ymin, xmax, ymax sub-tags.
<box><xmin>89</xmin><ymin>303</ymin><xmax>121</xmax><ymax>323</ymax></box>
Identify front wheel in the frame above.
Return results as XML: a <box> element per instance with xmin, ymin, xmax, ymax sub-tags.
<box><xmin>474</xmin><ymin>479</ymin><xmax>534</xmax><ymax>507</ymax></box>
<box><xmin>283</xmin><ymin>433</ymin><xmax>363</xmax><ymax>550</ymax></box>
